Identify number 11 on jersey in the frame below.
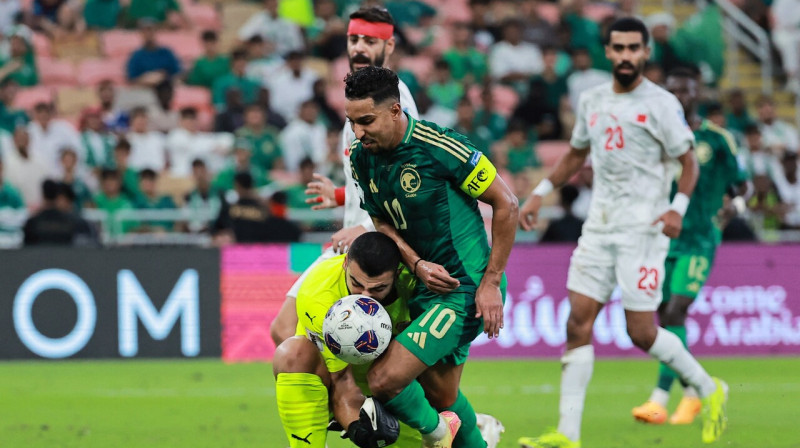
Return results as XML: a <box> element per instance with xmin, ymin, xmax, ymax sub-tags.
<box><xmin>383</xmin><ymin>199</ymin><xmax>408</xmax><ymax>230</ymax></box>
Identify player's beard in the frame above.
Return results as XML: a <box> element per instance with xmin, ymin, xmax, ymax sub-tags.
<box><xmin>348</xmin><ymin>47</ymin><xmax>386</xmax><ymax>72</ymax></box>
<box><xmin>613</xmin><ymin>61</ymin><xmax>642</xmax><ymax>87</ymax></box>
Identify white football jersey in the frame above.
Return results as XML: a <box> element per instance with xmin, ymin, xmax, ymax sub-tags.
<box><xmin>340</xmin><ymin>80</ymin><xmax>419</xmax><ymax>229</ymax></box>
<box><xmin>570</xmin><ymin>79</ymin><xmax>695</xmax><ymax>232</ymax></box>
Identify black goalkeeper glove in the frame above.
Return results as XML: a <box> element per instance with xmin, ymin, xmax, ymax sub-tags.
<box><xmin>343</xmin><ymin>398</ymin><xmax>400</xmax><ymax>448</ymax></box>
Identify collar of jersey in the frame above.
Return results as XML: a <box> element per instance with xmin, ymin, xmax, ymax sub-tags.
<box><xmin>401</xmin><ymin>111</ymin><xmax>417</xmax><ymax>145</ymax></box>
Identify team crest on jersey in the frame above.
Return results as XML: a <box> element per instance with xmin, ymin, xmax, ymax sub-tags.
<box><xmin>696</xmin><ymin>141</ymin><xmax>713</xmax><ymax>165</ymax></box>
<box><xmin>400</xmin><ymin>167</ymin><xmax>421</xmax><ymax>196</ymax></box>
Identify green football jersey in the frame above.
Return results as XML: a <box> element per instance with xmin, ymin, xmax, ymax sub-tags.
<box><xmin>350</xmin><ymin>114</ymin><xmax>497</xmax><ymax>293</ymax></box>
<box><xmin>670</xmin><ymin>120</ymin><xmax>745</xmax><ymax>255</ymax></box>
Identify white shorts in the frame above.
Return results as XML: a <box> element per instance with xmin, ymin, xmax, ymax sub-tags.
<box><xmin>285</xmin><ymin>246</ymin><xmax>338</xmax><ymax>298</ymax></box>
<box><xmin>566</xmin><ymin>229</ymin><xmax>670</xmax><ymax>311</ymax></box>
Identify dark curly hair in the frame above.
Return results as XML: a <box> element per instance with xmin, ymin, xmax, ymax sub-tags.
<box><xmin>349</xmin><ymin>6</ymin><xmax>395</xmax><ymax>26</ymax></box>
<box><xmin>348</xmin><ymin>232</ymin><xmax>401</xmax><ymax>277</ymax></box>
<box><xmin>605</xmin><ymin>17</ymin><xmax>649</xmax><ymax>45</ymax></box>
<box><xmin>344</xmin><ymin>66</ymin><xmax>400</xmax><ymax>104</ymax></box>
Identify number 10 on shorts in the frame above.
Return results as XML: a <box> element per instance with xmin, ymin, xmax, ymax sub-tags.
<box><xmin>419</xmin><ymin>304</ymin><xmax>457</xmax><ymax>339</ymax></box>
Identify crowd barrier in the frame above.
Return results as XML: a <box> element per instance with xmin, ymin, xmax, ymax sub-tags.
<box><xmin>1</xmin><ymin>244</ymin><xmax>798</xmax><ymax>360</ymax></box>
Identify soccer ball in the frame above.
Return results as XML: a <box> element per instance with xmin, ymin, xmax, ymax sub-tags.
<box><xmin>322</xmin><ymin>294</ymin><xmax>393</xmax><ymax>365</ymax></box>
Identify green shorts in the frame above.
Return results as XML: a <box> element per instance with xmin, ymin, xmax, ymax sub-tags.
<box><xmin>397</xmin><ymin>276</ymin><xmax>507</xmax><ymax>367</ymax></box>
<box><xmin>662</xmin><ymin>252</ymin><xmax>716</xmax><ymax>301</ymax></box>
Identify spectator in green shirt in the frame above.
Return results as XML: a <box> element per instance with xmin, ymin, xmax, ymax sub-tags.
<box><xmin>494</xmin><ymin>120</ymin><xmax>541</xmax><ymax>175</ymax></box>
<box><xmin>183</xmin><ymin>159</ymin><xmax>221</xmax><ymax>233</ymax></box>
<box><xmin>442</xmin><ymin>22</ymin><xmax>488</xmax><ymax>85</ymax></box>
<box><xmin>84</xmin><ymin>0</ymin><xmax>121</xmax><ymax>30</ymax></box>
<box><xmin>284</xmin><ymin>156</ymin><xmax>315</xmax><ymax>209</ymax></box>
<box><xmin>212</xmin><ymin>138</ymin><xmax>270</xmax><ymax>193</ymax></box>
<box><xmin>0</xmin><ymin>159</ymin><xmax>25</xmax><ymax>210</ymax></box>
<box><xmin>724</xmin><ymin>88</ymin><xmax>756</xmax><ymax>134</ymax></box>
<box><xmin>186</xmin><ymin>30</ymin><xmax>231</xmax><ymax>89</ymax></box>
<box><xmin>453</xmin><ymin>97</ymin><xmax>493</xmax><ymax>160</ymax></box>
<box><xmin>474</xmin><ymin>83</ymin><xmax>508</xmax><ymax>140</ymax></box>
<box><xmin>93</xmin><ymin>168</ymin><xmax>136</xmax><ymax>235</ymax></box>
<box><xmin>123</xmin><ymin>0</ymin><xmax>188</xmax><ymax>29</ymax></box>
<box><xmin>212</xmin><ymin>50</ymin><xmax>261</xmax><ymax>110</ymax></box>
<box><xmin>134</xmin><ymin>168</ymin><xmax>177</xmax><ymax>231</ymax></box>
<box><xmin>235</xmin><ymin>104</ymin><xmax>284</xmax><ymax>171</ymax></box>
<box><xmin>58</xmin><ymin>148</ymin><xmax>94</xmax><ymax>211</ymax></box>
<box><xmin>426</xmin><ymin>58</ymin><xmax>463</xmax><ymax>111</ymax></box>
<box><xmin>111</xmin><ymin>139</ymin><xmax>142</xmax><ymax>203</ymax></box>
<box><xmin>0</xmin><ymin>80</ymin><xmax>29</xmax><ymax>133</ymax></box>
<box><xmin>0</xmin><ymin>33</ymin><xmax>38</xmax><ymax>87</ymax></box>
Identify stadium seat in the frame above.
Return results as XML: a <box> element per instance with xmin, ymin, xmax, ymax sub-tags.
<box><xmin>156</xmin><ymin>31</ymin><xmax>204</xmax><ymax>62</ymax></box>
<box><xmin>399</xmin><ymin>56</ymin><xmax>434</xmax><ymax>84</ymax></box>
<box><xmin>52</xmin><ymin>31</ymin><xmax>101</xmax><ymax>60</ymax></box>
<box><xmin>325</xmin><ymin>86</ymin><xmax>346</xmax><ymax>119</ymax></box>
<box><xmin>185</xmin><ymin>3</ymin><xmax>221</xmax><ymax>30</ymax></box>
<box><xmin>101</xmin><ymin>30</ymin><xmax>143</xmax><ymax>59</ymax></box>
<box><xmin>440</xmin><ymin>0</ymin><xmax>471</xmax><ymax>24</ymax></box>
<box><xmin>31</xmin><ymin>32</ymin><xmax>51</xmax><ymax>58</ymax></box>
<box><xmin>37</xmin><ymin>57</ymin><xmax>78</xmax><ymax>86</ymax></box>
<box><xmin>536</xmin><ymin>141</ymin><xmax>570</xmax><ymax>168</ymax></box>
<box><xmin>584</xmin><ymin>3</ymin><xmax>616</xmax><ymax>23</ymax></box>
<box><xmin>304</xmin><ymin>57</ymin><xmax>331</xmax><ymax>81</ymax></box>
<box><xmin>12</xmin><ymin>86</ymin><xmax>54</xmax><ymax>111</ymax></box>
<box><xmin>57</xmin><ymin>87</ymin><xmax>96</xmax><ymax>117</ymax></box>
<box><xmin>536</xmin><ymin>2</ymin><xmax>561</xmax><ymax>25</ymax></box>
<box><xmin>77</xmin><ymin>58</ymin><xmax>127</xmax><ymax>86</ymax></box>
<box><xmin>173</xmin><ymin>85</ymin><xmax>212</xmax><ymax>111</ymax></box>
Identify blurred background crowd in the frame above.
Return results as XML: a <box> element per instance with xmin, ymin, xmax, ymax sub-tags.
<box><xmin>0</xmin><ymin>0</ymin><xmax>797</xmax><ymax>247</ymax></box>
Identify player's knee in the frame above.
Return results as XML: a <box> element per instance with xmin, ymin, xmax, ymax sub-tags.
<box><xmin>626</xmin><ymin>322</ymin><xmax>657</xmax><ymax>350</ymax></box>
<box><xmin>272</xmin><ymin>336</ymin><xmax>321</xmax><ymax>377</ymax></box>
<box><xmin>565</xmin><ymin>313</ymin><xmax>594</xmax><ymax>343</ymax></box>
<box><xmin>424</xmin><ymin>387</ymin><xmax>458</xmax><ymax>409</ymax></box>
<box><xmin>661</xmin><ymin>300</ymin><xmax>690</xmax><ymax>326</ymax></box>
<box><xmin>366</xmin><ymin>365</ymin><xmax>404</xmax><ymax>401</ymax></box>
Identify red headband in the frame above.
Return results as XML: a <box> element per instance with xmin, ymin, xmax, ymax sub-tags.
<box><xmin>347</xmin><ymin>18</ymin><xmax>394</xmax><ymax>40</ymax></box>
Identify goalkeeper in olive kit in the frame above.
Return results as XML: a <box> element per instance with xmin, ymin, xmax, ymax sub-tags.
<box><xmin>346</xmin><ymin>66</ymin><xmax>519</xmax><ymax>448</ymax></box>
<box><xmin>632</xmin><ymin>68</ymin><xmax>747</xmax><ymax>426</ymax></box>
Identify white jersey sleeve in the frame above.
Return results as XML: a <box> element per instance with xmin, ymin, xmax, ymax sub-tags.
<box><xmin>340</xmin><ymin>79</ymin><xmax>418</xmax><ymax>229</ymax></box>
<box><xmin>654</xmin><ymin>95</ymin><xmax>694</xmax><ymax>159</ymax></box>
<box><xmin>569</xmin><ymin>92</ymin><xmax>591</xmax><ymax>150</ymax></box>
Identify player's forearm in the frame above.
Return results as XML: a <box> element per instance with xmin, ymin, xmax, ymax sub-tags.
<box><xmin>372</xmin><ymin>217</ymin><xmax>421</xmax><ymax>268</ymax></box>
<box><xmin>484</xmin><ymin>186</ymin><xmax>519</xmax><ymax>285</ymax></box>
<box><xmin>676</xmin><ymin>150</ymin><xmax>699</xmax><ymax>197</ymax></box>
<box><xmin>543</xmin><ymin>147</ymin><xmax>589</xmax><ymax>191</ymax></box>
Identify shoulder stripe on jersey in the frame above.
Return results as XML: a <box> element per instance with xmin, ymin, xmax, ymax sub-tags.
<box><xmin>349</xmin><ymin>139</ymin><xmax>360</xmax><ymax>149</ymax></box>
<box><xmin>705</xmin><ymin>121</ymin><xmax>738</xmax><ymax>155</ymax></box>
<box><xmin>413</xmin><ymin>132</ymin><xmax>468</xmax><ymax>162</ymax></box>
<box><xmin>414</xmin><ymin>123</ymin><xmax>472</xmax><ymax>158</ymax></box>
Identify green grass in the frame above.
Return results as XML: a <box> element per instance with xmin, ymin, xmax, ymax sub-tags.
<box><xmin>1</xmin><ymin>358</ymin><xmax>799</xmax><ymax>447</ymax></box>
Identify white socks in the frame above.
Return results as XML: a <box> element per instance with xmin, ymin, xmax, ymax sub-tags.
<box><xmin>648</xmin><ymin>327</ymin><xmax>716</xmax><ymax>398</ymax></box>
<box><xmin>557</xmin><ymin>345</ymin><xmax>594</xmax><ymax>442</ymax></box>
<box><xmin>648</xmin><ymin>387</ymin><xmax>670</xmax><ymax>407</ymax></box>
<box><xmin>423</xmin><ymin>414</ymin><xmax>447</xmax><ymax>443</ymax></box>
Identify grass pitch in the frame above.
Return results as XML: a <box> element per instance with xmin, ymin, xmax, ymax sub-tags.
<box><xmin>0</xmin><ymin>357</ymin><xmax>798</xmax><ymax>448</ymax></box>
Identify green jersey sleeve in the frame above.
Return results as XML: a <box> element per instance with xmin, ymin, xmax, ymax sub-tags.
<box><xmin>349</xmin><ymin>140</ymin><xmax>383</xmax><ymax>218</ymax></box>
<box><xmin>712</xmin><ymin>122</ymin><xmax>745</xmax><ymax>188</ymax></box>
<box><xmin>411</xmin><ymin>121</ymin><xmax>498</xmax><ymax>198</ymax></box>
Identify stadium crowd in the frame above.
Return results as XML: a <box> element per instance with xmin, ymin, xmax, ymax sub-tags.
<box><xmin>0</xmin><ymin>0</ymin><xmax>798</xmax><ymax>246</ymax></box>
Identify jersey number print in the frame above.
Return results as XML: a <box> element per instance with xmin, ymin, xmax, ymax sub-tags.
<box><xmin>638</xmin><ymin>267</ymin><xmax>659</xmax><ymax>291</ymax></box>
<box><xmin>604</xmin><ymin>126</ymin><xmax>624</xmax><ymax>151</ymax></box>
<box><xmin>383</xmin><ymin>199</ymin><xmax>408</xmax><ymax>230</ymax></box>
